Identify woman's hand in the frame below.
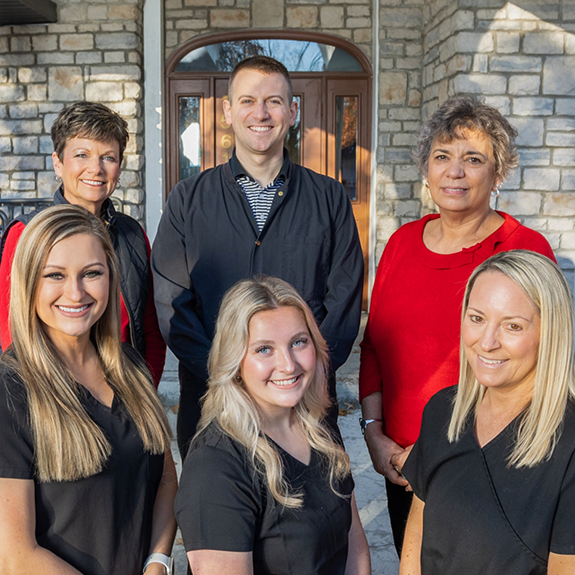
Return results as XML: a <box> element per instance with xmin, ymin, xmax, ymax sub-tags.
<box><xmin>361</xmin><ymin>392</ymin><xmax>410</xmax><ymax>487</ymax></box>
<box><xmin>364</xmin><ymin>424</ymin><xmax>411</xmax><ymax>488</ymax></box>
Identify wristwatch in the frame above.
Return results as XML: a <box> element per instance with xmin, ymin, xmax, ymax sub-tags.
<box><xmin>359</xmin><ymin>417</ymin><xmax>382</xmax><ymax>435</ymax></box>
<box><xmin>143</xmin><ymin>553</ymin><xmax>173</xmax><ymax>575</ymax></box>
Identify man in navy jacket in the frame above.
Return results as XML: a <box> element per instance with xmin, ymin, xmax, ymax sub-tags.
<box><xmin>152</xmin><ymin>56</ymin><xmax>363</xmax><ymax>457</ymax></box>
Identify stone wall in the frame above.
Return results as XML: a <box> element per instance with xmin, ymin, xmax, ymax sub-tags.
<box><xmin>374</xmin><ymin>0</ymin><xmax>424</xmax><ymax>262</ymax></box>
<box><xmin>0</xmin><ymin>0</ymin><xmax>146</xmax><ymax>221</ymax></box>
<box><xmin>418</xmin><ymin>0</ymin><xmax>575</xmax><ymax>284</ymax></box>
<box><xmin>164</xmin><ymin>0</ymin><xmax>373</xmax><ymax>61</ymax></box>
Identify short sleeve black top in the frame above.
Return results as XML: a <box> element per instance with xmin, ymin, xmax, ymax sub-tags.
<box><xmin>175</xmin><ymin>422</ymin><xmax>354</xmax><ymax>575</ymax></box>
<box><xmin>403</xmin><ymin>386</ymin><xmax>575</xmax><ymax>575</ymax></box>
<box><xmin>0</xmin><ymin>361</ymin><xmax>164</xmax><ymax>575</ymax></box>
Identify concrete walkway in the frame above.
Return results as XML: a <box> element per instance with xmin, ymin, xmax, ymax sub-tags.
<box><xmin>158</xmin><ymin>314</ymin><xmax>400</xmax><ymax>574</ymax></box>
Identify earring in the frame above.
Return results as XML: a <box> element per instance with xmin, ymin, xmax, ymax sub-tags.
<box><xmin>422</xmin><ymin>178</ymin><xmax>429</xmax><ymax>188</ymax></box>
<box><xmin>235</xmin><ymin>375</ymin><xmax>242</xmax><ymax>383</ymax></box>
<box><xmin>116</xmin><ymin>177</ymin><xmax>121</xmax><ymax>188</ymax></box>
<box><xmin>55</xmin><ymin>175</ymin><xmax>62</xmax><ymax>184</ymax></box>
<box><xmin>491</xmin><ymin>185</ymin><xmax>501</xmax><ymax>199</ymax></box>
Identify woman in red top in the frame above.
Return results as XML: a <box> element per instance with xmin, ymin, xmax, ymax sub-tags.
<box><xmin>0</xmin><ymin>102</ymin><xmax>165</xmax><ymax>386</ymax></box>
<box><xmin>358</xmin><ymin>96</ymin><xmax>556</xmax><ymax>556</ymax></box>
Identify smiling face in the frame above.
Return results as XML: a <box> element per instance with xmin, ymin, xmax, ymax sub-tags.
<box><xmin>36</xmin><ymin>233</ymin><xmax>110</xmax><ymax>348</ymax></box>
<box><xmin>240</xmin><ymin>305</ymin><xmax>317</xmax><ymax>422</ymax></box>
<box><xmin>52</xmin><ymin>137</ymin><xmax>121</xmax><ymax>215</ymax></box>
<box><xmin>223</xmin><ymin>69</ymin><xmax>297</xmax><ymax>163</ymax></box>
<box><xmin>426</xmin><ymin>129</ymin><xmax>500</xmax><ymax>218</ymax></box>
<box><xmin>462</xmin><ymin>271</ymin><xmax>541</xmax><ymax>397</ymax></box>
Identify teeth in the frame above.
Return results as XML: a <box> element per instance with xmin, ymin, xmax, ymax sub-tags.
<box><xmin>57</xmin><ymin>305</ymin><xmax>89</xmax><ymax>313</ymax></box>
<box><xmin>250</xmin><ymin>126</ymin><xmax>272</xmax><ymax>132</ymax></box>
<box><xmin>270</xmin><ymin>376</ymin><xmax>298</xmax><ymax>386</ymax></box>
<box><xmin>479</xmin><ymin>356</ymin><xmax>506</xmax><ymax>365</ymax></box>
<box><xmin>82</xmin><ymin>180</ymin><xmax>104</xmax><ymax>185</ymax></box>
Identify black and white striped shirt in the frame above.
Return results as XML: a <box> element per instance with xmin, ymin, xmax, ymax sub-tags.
<box><xmin>236</xmin><ymin>174</ymin><xmax>286</xmax><ymax>232</ymax></box>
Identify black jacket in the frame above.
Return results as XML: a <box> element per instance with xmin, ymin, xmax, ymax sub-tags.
<box><xmin>0</xmin><ymin>188</ymin><xmax>151</xmax><ymax>357</ymax></box>
<box><xmin>152</xmin><ymin>152</ymin><xmax>363</xmax><ymax>381</ymax></box>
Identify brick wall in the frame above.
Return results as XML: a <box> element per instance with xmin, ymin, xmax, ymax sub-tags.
<box><xmin>0</xmin><ymin>0</ymin><xmax>146</xmax><ymax>221</ymax></box>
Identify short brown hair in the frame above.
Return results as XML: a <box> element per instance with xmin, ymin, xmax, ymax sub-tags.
<box><xmin>229</xmin><ymin>56</ymin><xmax>293</xmax><ymax>103</ymax></box>
<box><xmin>51</xmin><ymin>101</ymin><xmax>129</xmax><ymax>162</ymax></box>
<box><xmin>413</xmin><ymin>96</ymin><xmax>519</xmax><ymax>182</ymax></box>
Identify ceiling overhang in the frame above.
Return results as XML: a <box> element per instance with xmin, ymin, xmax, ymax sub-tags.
<box><xmin>0</xmin><ymin>0</ymin><xmax>57</xmax><ymax>26</ymax></box>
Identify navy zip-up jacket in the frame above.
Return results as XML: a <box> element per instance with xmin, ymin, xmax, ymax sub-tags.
<box><xmin>152</xmin><ymin>151</ymin><xmax>363</xmax><ymax>382</ymax></box>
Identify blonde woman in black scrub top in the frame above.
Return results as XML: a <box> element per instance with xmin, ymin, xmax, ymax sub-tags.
<box><xmin>402</xmin><ymin>251</ymin><xmax>575</xmax><ymax>575</ymax></box>
<box><xmin>0</xmin><ymin>205</ymin><xmax>176</xmax><ymax>575</ymax></box>
<box><xmin>176</xmin><ymin>276</ymin><xmax>370</xmax><ymax>575</ymax></box>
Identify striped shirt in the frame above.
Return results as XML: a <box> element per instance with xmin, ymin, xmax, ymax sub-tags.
<box><xmin>236</xmin><ymin>174</ymin><xmax>286</xmax><ymax>232</ymax></box>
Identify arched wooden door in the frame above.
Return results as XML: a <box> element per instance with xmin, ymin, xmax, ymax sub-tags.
<box><xmin>165</xmin><ymin>32</ymin><xmax>372</xmax><ymax>308</ymax></box>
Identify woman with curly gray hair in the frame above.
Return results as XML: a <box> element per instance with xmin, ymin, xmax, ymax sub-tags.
<box><xmin>358</xmin><ymin>96</ymin><xmax>556</xmax><ymax>556</ymax></box>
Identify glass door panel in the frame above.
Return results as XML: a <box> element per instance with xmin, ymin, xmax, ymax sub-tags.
<box><xmin>335</xmin><ymin>96</ymin><xmax>358</xmax><ymax>201</ymax></box>
<box><xmin>179</xmin><ymin>96</ymin><xmax>201</xmax><ymax>181</ymax></box>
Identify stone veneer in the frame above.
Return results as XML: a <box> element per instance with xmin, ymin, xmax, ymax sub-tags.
<box><xmin>419</xmin><ymin>0</ymin><xmax>575</xmax><ymax>284</ymax></box>
<box><xmin>163</xmin><ymin>0</ymin><xmax>373</xmax><ymax>62</ymax></box>
<box><xmin>0</xmin><ymin>0</ymin><xmax>146</xmax><ymax>221</ymax></box>
<box><xmin>3</xmin><ymin>0</ymin><xmax>575</xmax><ymax>287</ymax></box>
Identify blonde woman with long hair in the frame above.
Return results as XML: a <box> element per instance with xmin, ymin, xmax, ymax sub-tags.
<box><xmin>400</xmin><ymin>250</ymin><xmax>575</xmax><ymax>575</ymax></box>
<box><xmin>0</xmin><ymin>205</ymin><xmax>176</xmax><ymax>575</ymax></box>
<box><xmin>175</xmin><ymin>276</ymin><xmax>370</xmax><ymax>575</ymax></box>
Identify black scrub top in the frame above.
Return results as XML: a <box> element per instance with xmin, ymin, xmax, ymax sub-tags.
<box><xmin>403</xmin><ymin>386</ymin><xmax>575</xmax><ymax>575</ymax></box>
<box><xmin>0</xmin><ymin>362</ymin><xmax>164</xmax><ymax>575</ymax></box>
<box><xmin>175</xmin><ymin>422</ymin><xmax>354</xmax><ymax>575</ymax></box>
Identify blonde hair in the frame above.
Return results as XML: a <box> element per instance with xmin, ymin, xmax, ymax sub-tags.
<box><xmin>5</xmin><ymin>205</ymin><xmax>171</xmax><ymax>482</ymax></box>
<box><xmin>448</xmin><ymin>250</ymin><xmax>575</xmax><ymax>467</ymax></box>
<box><xmin>196</xmin><ymin>276</ymin><xmax>350</xmax><ymax>508</ymax></box>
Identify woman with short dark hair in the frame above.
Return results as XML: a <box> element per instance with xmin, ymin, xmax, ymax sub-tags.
<box><xmin>359</xmin><ymin>96</ymin><xmax>556</xmax><ymax>555</ymax></box>
<box><xmin>0</xmin><ymin>101</ymin><xmax>165</xmax><ymax>386</ymax></box>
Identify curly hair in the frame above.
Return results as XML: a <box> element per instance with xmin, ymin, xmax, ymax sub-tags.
<box><xmin>413</xmin><ymin>96</ymin><xmax>519</xmax><ymax>182</ymax></box>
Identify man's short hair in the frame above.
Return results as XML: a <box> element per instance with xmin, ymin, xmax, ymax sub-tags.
<box><xmin>228</xmin><ymin>56</ymin><xmax>293</xmax><ymax>104</ymax></box>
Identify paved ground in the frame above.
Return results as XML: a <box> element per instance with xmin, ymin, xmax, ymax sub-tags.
<box><xmin>157</xmin><ymin>314</ymin><xmax>400</xmax><ymax>574</ymax></box>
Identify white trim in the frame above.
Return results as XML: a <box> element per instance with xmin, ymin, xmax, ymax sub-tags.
<box><xmin>143</xmin><ymin>0</ymin><xmax>164</xmax><ymax>241</ymax></box>
<box><xmin>368</xmin><ymin>0</ymin><xmax>379</xmax><ymax>301</ymax></box>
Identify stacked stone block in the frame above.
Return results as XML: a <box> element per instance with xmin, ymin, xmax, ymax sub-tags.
<box><xmin>421</xmin><ymin>0</ymin><xmax>575</xmax><ymax>283</ymax></box>
<box><xmin>374</xmin><ymin>0</ymin><xmax>424</xmax><ymax>262</ymax></box>
<box><xmin>164</xmin><ymin>0</ymin><xmax>372</xmax><ymax>61</ymax></box>
<box><xmin>0</xmin><ymin>0</ymin><xmax>146</xmax><ymax>221</ymax></box>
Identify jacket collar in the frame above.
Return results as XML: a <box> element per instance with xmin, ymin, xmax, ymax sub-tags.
<box><xmin>230</xmin><ymin>148</ymin><xmax>291</xmax><ymax>183</ymax></box>
<box><xmin>54</xmin><ymin>186</ymin><xmax>117</xmax><ymax>225</ymax></box>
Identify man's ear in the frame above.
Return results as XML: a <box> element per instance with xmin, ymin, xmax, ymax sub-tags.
<box><xmin>289</xmin><ymin>100</ymin><xmax>298</xmax><ymax>127</ymax></box>
<box><xmin>223</xmin><ymin>97</ymin><xmax>232</xmax><ymax>126</ymax></box>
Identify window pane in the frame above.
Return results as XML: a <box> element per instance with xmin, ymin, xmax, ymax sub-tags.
<box><xmin>179</xmin><ymin>96</ymin><xmax>201</xmax><ymax>181</ymax></box>
<box><xmin>335</xmin><ymin>96</ymin><xmax>357</xmax><ymax>201</ymax></box>
<box><xmin>285</xmin><ymin>95</ymin><xmax>301</xmax><ymax>165</ymax></box>
<box><xmin>175</xmin><ymin>40</ymin><xmax>363</xmax><ymax>72</ymax></box>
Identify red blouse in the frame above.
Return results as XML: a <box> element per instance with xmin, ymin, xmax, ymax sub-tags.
<box><xmin>358</xmin><ymin>212</ymin><xmax>556</xmax><ymax>447</ymax></box>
